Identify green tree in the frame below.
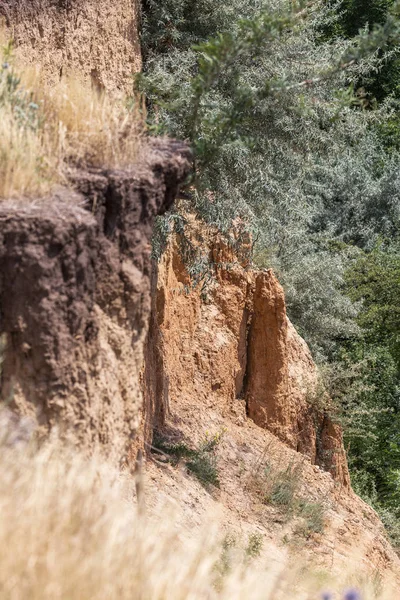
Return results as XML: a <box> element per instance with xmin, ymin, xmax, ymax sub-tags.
<box><xmin>141</xmin><ymin>0</ymin><xmax>400</xmax><ymax>355</ymax></box>
<box><xmin>338</xmin><ymin>0</ymin><xmax>392</xmax><ymax>37</ymax></box>
<box><xmin>322</xmin><ymin>0</ymin><xmax>400</xmax><ymax>102</ymax></box>
<box><xmin>347</xmin><ymin>242</ymin><xmax>400</xmax><ymax>363</ymax></box>
<box><xmin>337</xmin><ymin>244</ymin><xmax>400</xmax><ymax>544</ymax></box>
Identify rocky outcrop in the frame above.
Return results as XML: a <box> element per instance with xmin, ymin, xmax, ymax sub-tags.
<box><xmin>1</xmin><ymin>0</ymin><xmax>141</xmax><ymax>92</ymax></box>
<box><xmin>0</xmin><ymin>141</ymin><xmax>191</xmax><ymax>459</ymax></box>
<box><xmin>143</xmin><ymin>228</ymin><xmax>350</xmax><ymax>486</ymax></box>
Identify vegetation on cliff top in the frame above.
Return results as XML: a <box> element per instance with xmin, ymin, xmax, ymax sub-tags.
<box><xmin>0</xmin><ymin>37</ymin><xmax>143</xmax><ymax>198</ymax></box>
<box><xmin>140</xmin><ymin>0</ymin><xmax>400</xmax><ymax>545</ymax></box>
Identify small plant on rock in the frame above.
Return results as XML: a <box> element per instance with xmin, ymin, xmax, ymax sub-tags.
<box><xmin>245</xmin><ymin>532</ymin><xmax>264</xmax><ymax>560</ymax></box>
<box><xmin>152</xmin><ymin>430</ymin><xmax>222</xmax><ymax>489</ymax></box>
<box><xmin>250</xmin><ymin>455</ymin><xmax>326</xmax><ymax>539</ymax></box>
<box><xmin>295</xmin><ymin>500</ymin><xmax>326</xmax><ymax>537</ymax></box>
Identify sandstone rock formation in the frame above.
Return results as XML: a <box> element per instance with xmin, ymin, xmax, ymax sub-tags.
<box><xmin>142</xmin><ymin>226</ymin><xmax>400</xmax><ymax>586</ymax></box>
<box><xmin>0</xmin><ymin>141</ymin><xmax>191</xmax><ymax>458</ymax></box>
<box><xmin>1</xmin><ymin>0</ymin><xmax>141</xmax><ymax>92</ymax></box>
<box><xmin>143</xmin><ymin>227</ymin><xmax>350</xmax><ymax>486</ymax></box>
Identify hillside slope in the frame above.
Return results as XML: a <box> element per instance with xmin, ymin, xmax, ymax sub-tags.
<box><xmin>141</xmin><ymin>226</ymin><xmax>400</xmax><ymax>590</ymax></box>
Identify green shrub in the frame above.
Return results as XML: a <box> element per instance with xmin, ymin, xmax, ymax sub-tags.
<box><xmin>153</xmin><ymin>431</ymin><xmax>221</xmax><ymax>488</ymax></box>
<box><xmin>268</xmin><ymin>467</ymin><xmax>299</xmax><ymax>509</ymax></box>
<box><xmin>245</xmin><ymin>533</ymin><xmax>264</xmax><ymax>559</ymax></box>
<box><xmin>297</xmin><ymin>501</ymin><xmax>325</xmax><ymax>536</ymax></box>
<box><xmin>262</xmin><ymin>462</ymin><xmax>302</xmax><ymax>512</ymax></box>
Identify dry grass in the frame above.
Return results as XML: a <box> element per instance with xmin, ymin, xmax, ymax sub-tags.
<box><xmin>0</xmin><ymin>418</ymin><xmax>396</xmax><ymax>600</ymax></box>
<box><xmin>0</xmin><ymin>104</ymin><xmax>57</xmax><ymax>199</ymax></box>
<box><xmin>41</xmin><ymin>76</ymin><xmax>145</xmax><ymax>169</ymax></box>
<box><xmin>0</xmin><ymin>36</ymin><xmax>144</xmax><ymax>200</ymax></box>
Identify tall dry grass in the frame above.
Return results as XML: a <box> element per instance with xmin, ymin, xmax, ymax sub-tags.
<box><xmin>0</xmin><ymin>36</ymin><xmax>144</xmax><ymax>200</ymax></box>
<box><xmin>0</xmin><ymin>103</ymin><xmax>56</xmax><ymax>199</ymax></box>
<box><xmin>0</xmin><ymin>417</ymin><xmax>395</xmax><ymax>600</ymax></box>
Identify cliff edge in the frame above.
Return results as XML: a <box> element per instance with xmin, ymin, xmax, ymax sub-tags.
<box><xmin>143</xmin><ymin>226</ymin><xmax>349</xmax><ymax>486</ymax></box>
<box><xmin>0</xmin><ymin>141</ymin><xmax>191</xmax><ymax>459</ymax></box>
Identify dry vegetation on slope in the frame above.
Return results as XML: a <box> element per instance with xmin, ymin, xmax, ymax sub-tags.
<box><xmin>0</xmin><ymin>417</ymin><xmax>396</xmax><ymax>600</ymax></box>
<box><xmin>0</xmin><ymin>36</ymin><xmax>144</xmax><ymax>199</ymax></box>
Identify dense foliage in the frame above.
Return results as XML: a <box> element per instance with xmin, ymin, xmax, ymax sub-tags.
<box><xmin>322</xmin><ymin>0</ymin><xmax>400</xmax><ymax>103</ymax></box>
<box><xmin>140</xmin><ymin>0</ymin><xmax>400</xmax><ymax>544</ymax></box>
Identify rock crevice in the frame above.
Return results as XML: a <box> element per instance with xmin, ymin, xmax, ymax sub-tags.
<box><xmin>143</xmin><ymin>231</ymin><xmax>350</xmax><ymax>487</ymax></box>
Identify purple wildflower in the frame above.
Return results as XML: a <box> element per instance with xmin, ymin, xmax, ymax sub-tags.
<box><xmin>343</xmin><ymin>589</ymin><xmax>362</xmax><ymax>600</ymax></box>
<box><xmin>321</xmin><ymin>592</ymin><xmax>333</xmax><ymax>600</ymax></box>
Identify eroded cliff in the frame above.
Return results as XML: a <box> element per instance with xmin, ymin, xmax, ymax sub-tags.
<box><xmin>143</xmin><ymin>228</ymin><xmax>349</xmax><ymax>486</ymax></box>
<box><xmin>1</xmin><ymin>1</ymin><xmax>399</xmax><ymax>587</ymax></box>
<box><xmin>0</xmin><ymin>141</ymin><xmax>191</xmax><ymax>458</ymax></box>
<box><xmin>141</xmin><ymin>225</ymin><xmax>400</xmax><ymax>586</ymax></box>
<box><xmin>1</xmin><ymin>0</ymin><xmax>141</xmax><ymax>92</ymax></box>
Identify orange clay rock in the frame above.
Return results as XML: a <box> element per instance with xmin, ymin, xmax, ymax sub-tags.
<box><xmin>143</xmin><ymin>224</ymin><xmax>350</xmax><ymax>487</ymax></box>
<box><xmin>142</xmin><ymin>224</ymin><xmax>400</xmax><ymax>587</ymax></box>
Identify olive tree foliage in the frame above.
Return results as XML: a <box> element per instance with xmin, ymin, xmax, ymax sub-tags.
<box><xmin>308</xmin><ymin>134</ymin><xmax>400</xmax><ymax>249</ymax></box>
<box><xmin>322</xmin><ymin>0</ymin><xmax>400</xmax><ymax>102</ymax></box>
<box><xmin>141</xmin><ymin>0</ymin><xmax>256</xmax><ymax>56</ymax></box>
<box><xmin>140</xmin><ymin>0</ymin><xmax>400</xmax><ymax>357</ymax></box>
